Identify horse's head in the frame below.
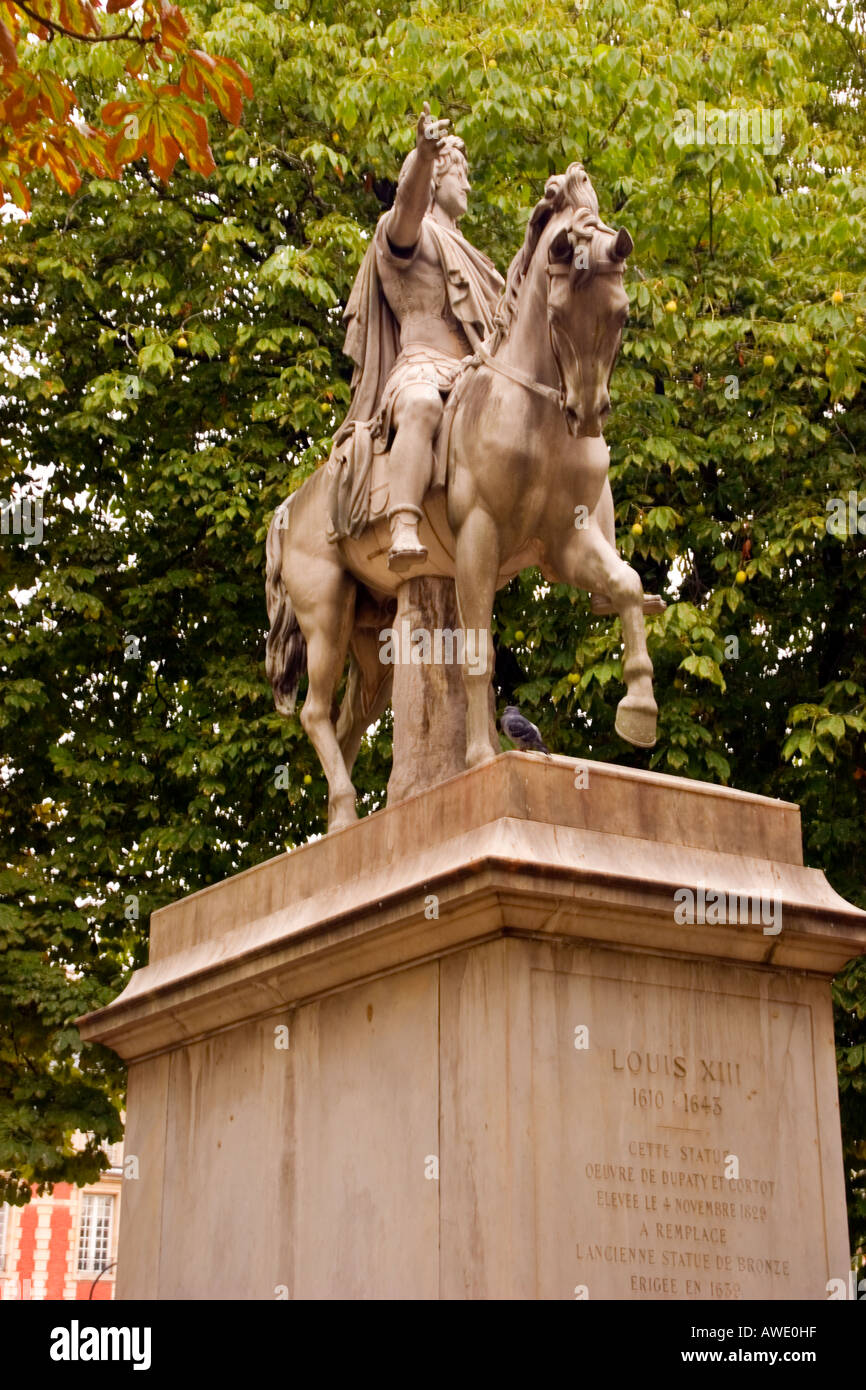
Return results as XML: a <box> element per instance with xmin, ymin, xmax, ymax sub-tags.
<box><xmin>495</xmin><ymin>163</ymin><xmax>633</xmax><ymax>438</ymax></box>
<box><xmin>545</xmin><ymin>201</ymin><xmax>632</xmax><ymax>436</ymax></box>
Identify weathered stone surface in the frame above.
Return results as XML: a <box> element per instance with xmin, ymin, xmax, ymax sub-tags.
<box><xmin>265</xmin><ymin>111</ymin><xmax>661</xmax><ymax>830</ymax></box>
<box><xmin>78</xmin><ymin>756</ymin><xmax>865</xmax><ymax>1300</ymax></box>
<box><xmin>387</xmin><ymin>576</ymin><xmax>498</xmax><ymax>805</ymax></box>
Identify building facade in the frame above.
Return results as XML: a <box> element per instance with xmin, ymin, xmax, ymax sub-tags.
<box><xmin>0</xmin><ymin>1143</ymin><xmax>123</xmax><ymax>1301</ymax></box>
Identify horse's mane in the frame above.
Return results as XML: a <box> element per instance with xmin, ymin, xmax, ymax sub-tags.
<box><xmin>490</xmin><ymin>163</ymin><xmax>612</xmax><ymax>349</ymax></box>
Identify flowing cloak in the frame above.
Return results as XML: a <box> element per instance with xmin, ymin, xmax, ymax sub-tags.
<box><xmin>325</xmin><ymin>211</ymin><xmax>504</xmax><ymax>540</ymax></box>
<box><xmin>341</xmin><ymin>211</ymin><xmax>504</xmax><ymax>429</ymax></box>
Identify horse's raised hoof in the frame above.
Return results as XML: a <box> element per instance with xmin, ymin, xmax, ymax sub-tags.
<box><xmin>615</xmin><ymin>698</ymin><xmax>658</xmax><ymax>749</ymax></box>
<box><xmin>327</xmin><ymin>795</ymin><xmax>359</xmax><ymax>833</ymax></box>
<box><xmin>466</xmin><ymin>742</ymin><xmax>497</xmax><ymax>770</ymax></box>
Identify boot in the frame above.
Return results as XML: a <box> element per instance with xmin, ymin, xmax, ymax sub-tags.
<box><xmin>387</xmin><ymin>506</ymin><xmax>428</xmax><ymax>573</ymax></box>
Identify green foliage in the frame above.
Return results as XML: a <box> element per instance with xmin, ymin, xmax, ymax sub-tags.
<box><xmin>1</xmin><ymin>0</ymin><xmax>864</xmax><ymax>1251</ymax></box>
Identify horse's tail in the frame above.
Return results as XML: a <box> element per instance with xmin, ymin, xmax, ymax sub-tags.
<box><xmin>265</xmin><ymin>497</ymin><xmax>307</xmax><ymax>716</ymax></box>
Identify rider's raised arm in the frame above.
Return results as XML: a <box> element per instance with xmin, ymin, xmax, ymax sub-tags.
<box><xmin>386</xmin><ymin>102</ymin><xmax>450</xmax><ymax>253</ymax></box>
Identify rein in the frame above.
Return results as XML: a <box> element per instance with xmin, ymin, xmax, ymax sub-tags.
<box><xmin>472</xmin><ymin>342</ymin><xmax>562</xmax><ymax>408</ymax></box>
<box><xmin>469</xmin><ymin>256</ymin><xmax>625</xmax><ymax>420</ymax></box>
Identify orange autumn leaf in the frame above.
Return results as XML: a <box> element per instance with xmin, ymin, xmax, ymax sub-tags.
<box><xmin>0</xmin><ymin>0</ymin><xmax>252</xmax><ymax>208</ymax></box>
<box><xmin>26</xmin><ymin>131</ymin><xmax>82</xmax><ymax>195</ymax></box>
<box><xmin>156</xmin><ymin>86</ymin><xmax>216</xmax><ymax>176</ymax></box>
<box><xmin>0</xmin><ymin>169</ymin><xmax>31</xmax><ymax>210</ymax></box>
<box><xmin>155</xmin><ymin>0</ymin><xmax>188</xmax><ymax>56</ymax></box>
<box><xmin>179</xmin><ymin>50</ymin><xmax>253</xmax><ymax>126</ymax></box>
<box><xmin>0</xmin><ymin>18</ymin><xmax>17</xmax><ymax>67</ymax></box>
<box><xmin>78</xmin><ymin>1</ymin><xmax>102</xmax><ymax>37</ymax></box>
<box><xmin>63</xmin><ymin>121</ymin><xmax>119</xmax><ymax>179</ymax></box>
<box><xmin>103</xmin><ymin>84</ymin><xmax>215</xmax><ymax>182</ymax></box>
<box><xmin>101</xmin><ymin>95</ymin><xmax>140</xmax><ymax>125</ymax></box>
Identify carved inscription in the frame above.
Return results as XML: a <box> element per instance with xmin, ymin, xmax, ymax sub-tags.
<box><xmin>530</xmin><ymin>970</ymin><xmax>826</xmax><ymax>1299</ymax></box>
<box><xmin>577</xmin><ymin>1133</ymin><xmax>787</xmax><ymax>1299</ymax></box>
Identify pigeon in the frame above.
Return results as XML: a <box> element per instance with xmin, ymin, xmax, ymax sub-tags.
<box><xmin>501</xmin><ymin>705</ymin><xmax>551</xmax><ymax>756</ymax></box>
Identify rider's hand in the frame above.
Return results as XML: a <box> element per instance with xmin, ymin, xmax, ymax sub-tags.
<box><xmin>416</xmin><ymin>101</ymin><xmax>450</xmax><ymax>162</ymax></box>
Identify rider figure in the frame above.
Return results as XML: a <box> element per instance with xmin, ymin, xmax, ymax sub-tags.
<box><xmin>338</xmin><ymin>103</ymin><xmax>504</xmax><ymax>571</ymax></box>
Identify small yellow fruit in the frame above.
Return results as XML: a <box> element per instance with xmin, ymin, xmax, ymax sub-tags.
<box><xmin>303</xmin><ymin>774</ymin><xmax>312</xmax><ymax>786</ymax></box>
<box><xmin>735</xmin><ymin>570</ymin><xmax>747</xmax><ymax>585</ymax></box>
<box><xmin>488</xmin><ymin>57</ymin><xmax>497</xmax><ymax>67</ymax></box>
<box><xmin>664</xmin><ymin>299</ymin><xmax>677</xmax><ymax>314</ymax></box>
<box><xmin>631</xmin><ymin>522</ymin><xmax>643</xmax><ymax>536</ymax></box>
<box><xmin>177</xmin><ymin>335</ymin><xmax>188</xmax><ymax>349</ymax></box>
<box><xmin>229</xmin><ymin>354</ymin><xmax>239</xmax><ymax>367</ymax></box>
<box><xmin>832</xmin><ymin>289</ymin><xmax>844</xmax><ymax>304</ymax></box>
<box><xmin>567</xmin><ymin>672</ymin><xmax>580</xmax><ymax>685</ymax></box>
<box><xmin>331</xmin><ymin>132</ymin><xmax>340</xmax><ymax>144</ymax></box>
<box><xmin>514</xmin><ymin>629</ymin><xmax>525</xmax><ymax>642</ymax></box>
<box><xmin>763</xmin><ymin>354</ymin><xmax>775</xmax><ymax>368</ymax></box>
<box><xmin>224</xmin><ymin>150</ymin><xmax>237</xmax><ymax>161</ymax></box>
<box><xmin>202</xmin><ymin>241</ymin><xmax>211</xmax><ymax>252</ymax></box>
<box><xmin>785</xmin><ymin>422</ymin><xmax>798</xmax><ymax>436</ymax></box>
<box><xmin>320</xmin><ymin>402</ymin><xmax>331</xmax><ymax>413</ymax></box>
<box><xmin>804</xmin><ymin>477</ymin><xmax>812</xmax><ymax>488</ymax></box>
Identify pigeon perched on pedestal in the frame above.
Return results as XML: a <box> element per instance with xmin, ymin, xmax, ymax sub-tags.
<box><xmin>500</xmin><ymin>705</ymin><xmax>551</xmax><ymax>756</ymax></box>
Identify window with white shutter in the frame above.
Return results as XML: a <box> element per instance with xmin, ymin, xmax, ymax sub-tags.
<box><xmin>77</xmin><ymin>1193</ymin><xmax>114</xmax><ymax>1273</ymax></box>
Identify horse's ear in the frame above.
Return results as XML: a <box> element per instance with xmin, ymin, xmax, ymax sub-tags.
<box><xmin>549</xmin><ymin>227</ymin><xmax>572</xmax><ymax>263</ymax></box>
<box><xmin>611</xmin><ymin>227</ymin><xmax>634</xmax><ymax>261</ymax></box>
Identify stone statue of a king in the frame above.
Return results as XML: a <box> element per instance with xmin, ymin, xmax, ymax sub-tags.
<box><xmin>331</xmin><ymin>102</ymin><xmax>504</xmax><ymax>571</ymax></box>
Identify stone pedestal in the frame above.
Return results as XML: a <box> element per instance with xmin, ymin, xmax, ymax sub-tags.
<box><xmin>78</xmin><ymin>755</ymin><xmax>866</xmax><ymax>1300</ymax></box>
<box><xmin>386</xmin><ymin>575</ymin><xmax>499</xmax><ymax>805</ymax></box>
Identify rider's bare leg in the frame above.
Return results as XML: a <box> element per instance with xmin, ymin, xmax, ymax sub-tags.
<box><xmin>387</xmin><ymin>384</ymin><xmax>442</xmax><ymax>573</ymax></box>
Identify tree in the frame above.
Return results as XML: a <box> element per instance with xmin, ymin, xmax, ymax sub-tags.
<box><xmin>1</xmin><ymin>0</ymin><xmax>864</xmax><ymax>1251</ymax></box>
<box><xmin>0</xmin><ymin>0</ymin><xmax>251</xmax><ymax>209</ymax></box>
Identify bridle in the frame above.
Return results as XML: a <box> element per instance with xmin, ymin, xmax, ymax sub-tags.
<box><xmin>469</xmin><ymin>244</ymin><xmax>627</xmax><ymax>428</ymax></box>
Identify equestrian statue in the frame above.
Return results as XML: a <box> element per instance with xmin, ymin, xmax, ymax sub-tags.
<box><xmin>265</xmin><ymin>102</ymin><xmax>663</xmax><ymax>831</ymax></box>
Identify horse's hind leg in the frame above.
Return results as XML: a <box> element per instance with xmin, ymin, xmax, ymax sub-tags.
<box><xmin>336</xmin><ymin>635</ymin><xmax>394</xmax><ymax>779</ymax></box>
<box><xmin>556</xmin><ymin>522</ymin><xmax>658</xmax><ymax>747</ymax></box>
<box><xmin>294</xmin><ymin>566</ymin><xmax>359</xmax><ymax>830</ymax></box>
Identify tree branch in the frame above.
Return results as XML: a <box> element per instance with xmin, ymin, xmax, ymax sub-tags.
<box><xmin>13</xmin><ymin>1</ymin><xmax>150</xmax><ymax>45</ymax></box>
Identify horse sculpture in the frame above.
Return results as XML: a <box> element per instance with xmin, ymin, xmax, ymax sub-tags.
<box><xmin>265</xmin><ymin>164</ymin><xmax>660</xmax><ymax>831</ymax></box>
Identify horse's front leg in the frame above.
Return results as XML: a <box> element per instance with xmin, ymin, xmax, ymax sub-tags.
<box><xmin>454</xmin><ymin>506</ymin><xmax>500</xmax><ymax>770</ymax></box>
<box><xmin>613</xmin><ymin>568</ymin><xmax>659</xmax><ymax>748</ymax></box>
<box><xmin>556</xmin><ymin>521</ymin><xmax>658</xmax><ymax>748</ymax></box>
